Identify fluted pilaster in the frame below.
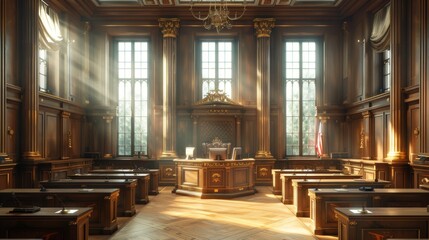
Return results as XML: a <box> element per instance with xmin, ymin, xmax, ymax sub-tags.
<box><xmin>159</xmin><ymin>18</ymin><xmax>179</xmax><ymax>158</ymax></box>
<box><xmin>0</xmin><ymin>0</ymin><xmax>7</xmax><ymax>160</ymax></box>
<box><xmin>421</xmin><ymin>0</ymin><xmax>428</xmax><ymax>153</ymax></box>
<box><xmin>254</xmin><ymin>18</ymin><xmax>274</xmax><ymax>159</ymax></box>
<box><xmin>386</xmin><ymin>0</ymin><xmax>406</xmax><ymax>161</ymax></box>
<box><xmin>22</xmin><ymin>0</ymin><xmax>41</xmax><ymax>159</ymax></box>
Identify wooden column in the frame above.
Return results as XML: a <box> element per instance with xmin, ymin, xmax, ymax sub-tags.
<box><xmin>361</xmin><ymin>111</ymin><xmax>372</xmax><ymax>159</ymax></box>
<box><xmin>386</xmin><ymin>0</ymin><xmax>406</xmax><ymax>162</ymax></box>
<box><xmin>159</xmin><ymin>18</ymin><xmax>179</xmax><ymax>158</ymax></box>
<box><xmin>0</xmin><ymin>0</ymin><xmax>7</xmax><ymax>160</ymax></box>
<box><xmin>421</xmin><ymin>0</ymin><xmax>429</xmax><ymax>153</ymax></box>
<box><xmin>21</xmin><ymin>0</ymin><xmax>41</xmax><ymax>160</ymax></box>
<box><xmin>254</xmin><ymin>18</ymin><xmax>274</xmax><ymax>159</ymax></box>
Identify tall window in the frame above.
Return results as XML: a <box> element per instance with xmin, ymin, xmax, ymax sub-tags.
<box><xmin>38</xmin><ymin>48</ymin><xmax>48</xmax><ymax>92</ymax></box>
<box><xmin>284</xmin><ymin>41</ymin><xmax>317</xmax><ymax>156</ymax></box>
<box><xmin>381</xmin><ymin>49</ymin><xmax>390</xmax><ymax>92</ymax></box>
<box><xmin>117</xmin><ymin>41</ymin><xmax>149</xmax><ymax>156</ymax></box>
<box><xmin>200</xmin><ymin>40</ymin><xmax>234</xmax><ymax>98</ymax></box>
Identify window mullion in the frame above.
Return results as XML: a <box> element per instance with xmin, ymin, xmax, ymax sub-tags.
<box><xmin>131</xmin><ymin>42</ymin><xmax>136</xmax><ymax>156</ymax></box>
<box><xmin>299</xmin><ymin>43</ymin><xmax>303</xmax><ymax>156</ymax></box>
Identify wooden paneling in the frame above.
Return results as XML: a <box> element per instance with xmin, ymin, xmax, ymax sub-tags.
<box><xmin>45</xmin><ymin>112</ymin><xmax>60</xmax><ymax>159</ymax></box>
<box><xmin>0</xmin><ymin>163</ymin><xmax>15</xmax><ymax>189</ymax></box>
<box><xmin>6</xmin><ymin>102</ymin><xmax>19</xmax><ymax>161</ymax></box>
<box><xmin>408</xmin><ymin>104</ymin><xmax>420</xmax><ymax>162</ymax></box>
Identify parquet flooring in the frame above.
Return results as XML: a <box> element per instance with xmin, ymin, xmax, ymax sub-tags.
<box><xmin>90</xmin><ymin>186</ymin><xmax>337</xmax><ymax>240</ymax></box>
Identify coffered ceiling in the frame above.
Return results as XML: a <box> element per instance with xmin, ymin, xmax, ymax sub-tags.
<box><xmin>48</xmin><ymin>0</ymin><xmax>373</xmax><ymax>22</ymax></box>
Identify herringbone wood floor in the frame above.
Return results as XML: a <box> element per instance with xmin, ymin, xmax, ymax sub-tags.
<box><xmin>90</xmin><ymin>186</ymin><xmax>337</xmax><ymax>240</ymax></box>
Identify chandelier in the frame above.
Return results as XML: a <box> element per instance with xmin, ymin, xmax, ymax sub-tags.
<box><xmin>190</xmin><ymin>0</ymin><xmax>246</xmax><ymax>33</ymax></box>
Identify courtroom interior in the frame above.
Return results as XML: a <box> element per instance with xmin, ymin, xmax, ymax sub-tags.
<box><xmin>1</xmin><ymin>0</ymin><xmax>429</xmax><ymax>239</ymax></box>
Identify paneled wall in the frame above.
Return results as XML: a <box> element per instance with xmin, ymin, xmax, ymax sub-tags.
<box><xmin>1</xmin><ymin>0</ymin><xmax>429</xmax><ymax>188</ymax></box>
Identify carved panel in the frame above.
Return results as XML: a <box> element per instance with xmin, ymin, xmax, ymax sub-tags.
<box><xmin>207</xmin><ymin>168</ymin><xmax>226</xmax><ymax>188</ymax></box>
<box><xmin>198</xmin><ymin>118</ymin><xmax>235</xmax><ymax>157</ymax></box>
<box><xmin>6</xmin><ymin>103</ymin><xmax>19</xmax><ymax>161</ymax></box>
<box><xmin>45</xmin><ymin>112</ymin><xmax>59</xmax><ymax>159</ymax></box>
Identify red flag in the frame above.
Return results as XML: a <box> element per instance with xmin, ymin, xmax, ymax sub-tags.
<box><xmin>316</xmin><ymin>122</ymin><xmax>323</xmax><ymax>157</ymax></box>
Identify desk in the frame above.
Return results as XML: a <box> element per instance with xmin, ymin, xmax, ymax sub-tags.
<box><xmin>40</xmin><ymin>179</ymin><xmax>136</xmax><ymax>217</ymax></box>
<box><xmin>271</xmin><ymin>169</ymin><xmax>342</xmax><ymax>195</ymax></box>
<box><xmin>0</xmin><ymin>188</ymin><xmax>119</xmax><ymax>234</ymax></box>
<box><xmin>0</xmin><ymin>207</ymin><xmax>92</xmax><ymax>240</ymax></box>
<box><xmin>309</xmin><ymin>188</ymin><xmax>429</xmax><ymax>235</ymax></box>
<box><xmin>335</xmin><ymin>207</ymin><xmax>429</xmax><ymax>240</ymax></box>
<box><xmin>174</xmin><ymin>159</ymin><xmax>255</xmax><ymax>199</ymax></box>
<box><xmin>90</xmin><ymin>168</ymin><xmax>159</xmax><ymax>195</ymax></box>
<box><xmin>68</xmin><ymin>173</ymin><xmax>150</xmax><ymax>204</ymax></box>
<box><xmin>281</xmin><ymin>173</ymin><xmax>362</xmax><ymax>204</ymax></box>
<box><xmin>291</xmin><ymin>179</ymin><xmax>390</xmax><ymax>217</ymax></box>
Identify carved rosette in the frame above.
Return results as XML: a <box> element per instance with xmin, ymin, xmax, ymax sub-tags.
<box><xmin>159</xmin><ymin>18</ymin><xmax>180</xmax><ymax>38</ymax></box>
<box><xmin>253</xmin><ymin>18</ymin><xmax>275</xmax><ymax>38</ymax></box>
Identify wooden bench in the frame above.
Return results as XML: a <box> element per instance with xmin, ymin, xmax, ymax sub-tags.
<box><xmin>280</xmin><ymin>173</ymin><xmax>362</xmax><ymax>204</ymax></box>
<box><xmin>0</xmin><ymin>207</ymin><xmax>92</xmax><ymax>240</ymax></box>
<box><xmin>291</xmin><ymin>179</ymin><xmax>390</xmax><ymax>217</ymax></box>
<box><xmin>90</xmin><ymin>168</ymin><xmax>159</xmax><ymax>195</ymax></box>
<box><xmin>309</xmin><ymin>188</ymin><xmax>429</xmax><ymax>235</ymax></box>
<box><xmin>68</xmin><ymin>173</ymin><xmax>150</xmax><ymax>204</ymax></box>
<box><xmin>40</xmin><ymin>179</ymin><xmax>137</xmax><ymax>217</ymax></box>
<box><xmin>0</xmin><ymin>188</ymin><xmax>119</xmax><ymax>235</ymax></box>
<box><xmin>335</xmin><ymin>207</ymin><xmax>429</xmax><ymax>240</ymax></box>
<box><xmin>271</xmin><ymin>169</ymin><xmax>342</xmax><ymax>195</ymax></box>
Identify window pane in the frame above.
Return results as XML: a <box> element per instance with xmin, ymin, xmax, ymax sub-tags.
<box><xmin>285</xmin><ymin>41</ymin><xmax>317</xmax><ymax>156</ymax></box>
<box><xmin>117</xmin><ymin>41</ymin><xmax>149</xmax><ymax>156</ymax></box>
<box><xmin>201</xmin><ymin>40</ymin><xmax>234</xmax><ymax>98</ymax></box>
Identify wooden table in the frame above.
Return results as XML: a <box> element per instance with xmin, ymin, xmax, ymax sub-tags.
<box><xmin>40</xmin><ymin>179</ymin><xmax>136</xmax><ymax>217</ymax></box>
<box><xmin>0</xmin><ymin>188</ymin><xmax>119</xmax><ymax>234</ymax></box>
<box><xmin>174</xmin><ymin>159</ymin><xmax>255</xmax><ymax>199</ymax></box>
<box><xmin>90</xmin><ymin>168</ymin><xmax>159</xmax><ymax>195</ymax></box>
<box><xmin>291</xmin><ymin>179</ymin><xmax>390</xmax><ymax>217</ymax></box>
<box><xmin>309</xmin><ymin>188</ymin><xmax>429</xmax><ymax>235</ymax></box>
<box><xmin>280</xmin><ymin>173</ymin><xmax>362</xmax><ymax>204</ymax></box>
<box><xmin>0</xmin><ymin>207</ymin><xmax>92</xmax><ymax>240</ymax></box>
<box><xmin>68</xmin><ymin>173</ymin><xmax>150</xmax><ymax>204</ymax></box>
<box><xmin>335</xmin><ymin>207</ymin><xmax>429</xmax><ymax>240</ymax></box>
<box><xmin>271</xmin><ymin>169</ymin><xmax>342</xmax><ymax>195</ymax></box>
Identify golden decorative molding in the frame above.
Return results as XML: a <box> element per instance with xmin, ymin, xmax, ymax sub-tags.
<box><xmin>211</xmin><ymin>173</ymin><xmax>222</xmax><ymax>183</ymax></box>
<box><xmin>349</xmin><ymin>220</ymin><xmax>358</xmax><ymax>226</ymax></box>
<box><xmin>164</xmin><ymin>167</ymin><xmax>174</xmax><ymax>176</ymax></box>
<box><xmin>259</xmin><ymin>167</ymin><xmax>269</xmax><ymax>176</ymax></box>
<box><xmin>253</xmin><ymin>18</ymin><xmax>275</xmax><ymax>38</ymax></box>
<box><xmin>159</xmin><ymin>18</ymin><xmax>180</xmax><ymax>38</ymax></box>
<box><xmin>194</xmin><ymin>90</ymin><xmax>240</xmax><ymax>105</ymax></box>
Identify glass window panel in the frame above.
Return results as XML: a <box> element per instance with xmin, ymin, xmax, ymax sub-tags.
<box><xmin>285</xmin><ymin>40</ymin><xmax>318</xmax><ymax>156</ymax></box>
<box><xmin>117</xmin><ymin>41</ymin><xmax>149</xmax><ymax>156</ymax></box>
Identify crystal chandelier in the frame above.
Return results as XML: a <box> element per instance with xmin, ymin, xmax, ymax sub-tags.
<box><xmin>190</xmin><ymin>0</ymin><xmax>246</xmax><ymax>33</ymax></box>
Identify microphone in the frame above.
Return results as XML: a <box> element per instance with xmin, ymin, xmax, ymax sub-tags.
<box><xmin>54</xmin><ymin>194</ymin><xmax>69</xmax><ymax>214</ymax></box>
<box><xmin>360</xmin><ymin>204</ymin><xmax>369</xmax><ymax>214</ymax></box>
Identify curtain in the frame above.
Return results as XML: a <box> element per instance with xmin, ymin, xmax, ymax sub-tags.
<box><xmin>39</xmin><ymin>2</ymin><xmax>63</xmax><ymax>51</ymax></box>
<box><xmin>370</xmin><ymin>4</ymin><xmax>390</xmax><ymax>52</ymax></box>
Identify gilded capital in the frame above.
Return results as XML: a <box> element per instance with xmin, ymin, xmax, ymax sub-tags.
<box><xmin>159</xmin><ymin>18</ymin><xmax>180</xmax><ymax>38</ymax></box>
<box><xmin>254</xmin><ymin>18</ymin><xmax>275</xmax><ymax>38</ymax></box>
